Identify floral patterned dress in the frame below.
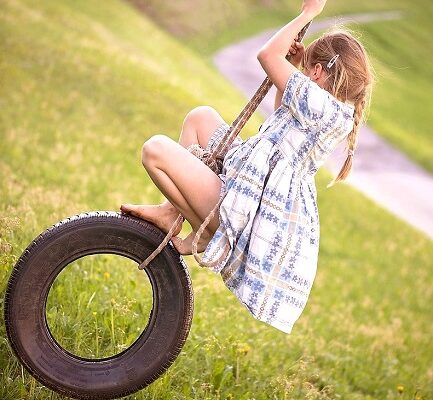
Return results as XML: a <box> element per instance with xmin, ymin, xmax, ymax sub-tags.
<box><xmin>201</xmin><ymin>70</ymin><xmax>355</xmax><ymax>334</ymax></box>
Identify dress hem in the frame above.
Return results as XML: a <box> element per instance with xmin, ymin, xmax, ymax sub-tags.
<box><xmin>209</xmin><ymin>272</ymin><xmax>295</xmax><ymax>334</ymax></box>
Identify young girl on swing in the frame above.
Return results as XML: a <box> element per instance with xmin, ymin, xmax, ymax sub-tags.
<box><xmin>121</xmin><ymin>0</ymin><xmax>373</xmax><ymax>333</ymax></box>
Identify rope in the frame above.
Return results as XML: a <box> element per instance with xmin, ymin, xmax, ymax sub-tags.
<box><xmin>138</xmin><ymin>21</ymin><xmax>312</xmax><ymax>270</ymax></box>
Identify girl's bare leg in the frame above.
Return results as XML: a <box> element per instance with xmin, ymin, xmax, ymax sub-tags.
<box><xmin>120</xmin><ymin>106</ymin><xmax>226</xmax><ymax>237</ymax></box>
<box><xmin>135</xmin><ymin>134</ymin><xmax>222</xmax><ymax>254</ymax></box>
<box><xmin>177</xmin><ymin>106</ymin><xmax>226</xmax><ymax>148</ymax></box>
<box><xmin>153</xmin><ymin>105</ymin><xmax>225</xmax><ymax>218</ymax></box>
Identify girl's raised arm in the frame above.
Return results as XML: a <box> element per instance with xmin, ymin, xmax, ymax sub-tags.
<box><xmin>257</xmin><ymin>0</ymin><xmax>326</xmax><ymax>93</ymax></box>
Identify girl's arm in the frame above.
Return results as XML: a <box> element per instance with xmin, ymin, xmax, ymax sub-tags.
<box><xmin>274</xmin><ymin>41</ymin><xmax>305</xmax><ymax>111</ymax></box>
<box><xmin>257</xmin><ymin>1</ymin><xmax>326</xmax><ymax>93</ymax></box>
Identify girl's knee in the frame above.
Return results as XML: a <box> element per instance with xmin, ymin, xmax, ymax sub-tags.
<box><xmin>141</xmin><ymin>134</ymin><xmax>170</xmax><ymax>167</ymax></box>
<box><xmin>185</xmin><ymin>106</ymin><xmax>219</xmax><ymax>125</ymax></box>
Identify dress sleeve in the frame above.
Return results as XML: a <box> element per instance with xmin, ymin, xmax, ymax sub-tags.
<box><xmin>282</xmin><ymin>70</ymin><xmax>355</xmax><ymax>138</ymax></box>
<box><xmin>282</xmin><ymin>70</ymin><xmax>332</xmax><ymax>128</ymax></box>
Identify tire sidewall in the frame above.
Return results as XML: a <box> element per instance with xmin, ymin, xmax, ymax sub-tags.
<box><xmin>4</xmin><ymin>213</ymin><xmax>193</xmax><ymax>400</ymax></box>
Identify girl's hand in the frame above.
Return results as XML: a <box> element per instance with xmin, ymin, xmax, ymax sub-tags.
<box><xmin>302</xmin><ymin>0</ymin><xmax>327</xmax><ymax>19</ymax></box>
<box><xmin>287</xmin><ymin>41</ymin><xmax>305</xmax><ymax>68</ymax></box>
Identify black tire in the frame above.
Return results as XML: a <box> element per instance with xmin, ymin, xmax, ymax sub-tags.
<box><xmin>4</xmin><ymin>211</ymin><xmax>194</xmax><ymax>400</ymax></box>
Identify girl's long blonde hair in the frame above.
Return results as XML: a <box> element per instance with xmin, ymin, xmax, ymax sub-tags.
<box><xmin>301</xmin><ymin>28</ymin><xmax>374</xmax><ymax>188</ymax></box>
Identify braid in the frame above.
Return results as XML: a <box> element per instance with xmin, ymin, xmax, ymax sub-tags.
<box><xmin>303</xmin><ymin>28</ymin><xmax>374</xmax><ymax>189</ymax></box>
<box><xmin>326</xmin><ymin>95</ymin><xmax>366</xmax><ymax>188</ymax></box>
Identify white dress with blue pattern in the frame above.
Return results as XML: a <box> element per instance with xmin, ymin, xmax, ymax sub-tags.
<box><xmin>202</xmin><ymin>70</ymin><xmax>355</xmax><ymax>334</ymax></box>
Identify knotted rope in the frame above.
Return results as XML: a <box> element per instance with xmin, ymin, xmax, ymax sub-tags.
<box><xmin>138</xmin><ymin>22</ymin><xmax>312</xmax><ymax>270</ymax></box>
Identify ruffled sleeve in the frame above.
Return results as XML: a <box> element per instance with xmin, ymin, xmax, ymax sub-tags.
<box><xmin>282</xmin><ymin>71</ymin><xmax>331</xmax><ymax>127</ymax></box>
<box><xmin>282</xmin><ymin>70</ymin><xmax>355</xmax><ymax>138</ymax></box>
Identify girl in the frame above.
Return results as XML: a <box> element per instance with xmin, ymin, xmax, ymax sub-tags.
<box><xmin>121</xmin><ymin>0</ymin><xmax>373</xmax><ymax>334</ymax></box>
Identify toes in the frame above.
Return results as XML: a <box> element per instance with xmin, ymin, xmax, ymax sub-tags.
<box><xmin>121</xmin><ymin>204</ymin><xmax>140</xmax><ymax>217</ymax></box>
<box><xmin>171</xmin><ymin>237</ymin><xmax>184</xmax><ymax>254</ymax></box>
<box><xmin>120</xmin><ymin>204</ymin><xmax>132</xmax><ymax>213</ymax></box>
<box><xmin>171</xmin><ymin>236</ymin><xmax>194</xmax><ymax>255</ymax></box>
<box><xmin>120</xmin><ymin>205</ymin><xmax>130</xmax><ymax>215</ymax></box>
<box><xmin>170</xmin><ymin>233</ymin><xmax>209</xmax><ymax>255</ymax></box>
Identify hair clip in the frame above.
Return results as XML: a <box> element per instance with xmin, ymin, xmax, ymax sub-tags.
<box><xmin>348</xmin><ymin>148</ymin><xmax>355</xmax><ymax>157</ymax></box>
<box><xmin>327</xmin><ymin>54</ymin><xmax>340</xmax><ymax>69</ymax></box>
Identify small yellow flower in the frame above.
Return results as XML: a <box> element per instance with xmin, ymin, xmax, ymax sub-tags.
<box><xmin>104</xmin><ymin>272</ymin><xmax>110</xmax><ymax>279</ymax></box>
<box><xmin>397</xmin><ymin>385</ymin><xmax>404</xmax><ymax>394</ymax></box>
<box><xmin>92</xmin><ymin>311</ymin><xmax>97</xmax><ymax>316</ymax></box>
<box><xmin>236</xmin><ymin>342</ymin><xmax>251</xmax><ymax>356</ymax></box>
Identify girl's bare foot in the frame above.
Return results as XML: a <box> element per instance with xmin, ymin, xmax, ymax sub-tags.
<box><xmin>171</xmin><ymin>231</ymin><xmax>211</xmax><ymax>255</ymax></box>
<box><xmin>120</xmin><ymin>203</ymin><xmax>183</xmax><ymax>236</ymax></box>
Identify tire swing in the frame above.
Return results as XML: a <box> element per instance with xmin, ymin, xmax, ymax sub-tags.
<box><xmin>4</xmin><ymin>23</ymin><xmax>310</xmax><ymax>400</ymax></box>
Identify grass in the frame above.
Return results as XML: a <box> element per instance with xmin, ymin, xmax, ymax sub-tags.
<box><xmin>127</xmin><ymin>0</ymin><xmax>404</xmax><ymax>56</ymax></box>
<box><xmin>45</xmin><ymin>254</ymin><xmax>152</xmax><ymax>359</ymax></box>
<box><xmin>359</xmin><ymin>5</ymin><xmax>433</xmax><ymax>172</ymax></box>
<box><xmin>0</xmin><ymin>0</ymin><xmax>432</xmax><ymax>399</ymax></box>
<box><xmin>132</xmin><ymin>0</ymin><xmax>433</xmax><ymax>174</ymax></box>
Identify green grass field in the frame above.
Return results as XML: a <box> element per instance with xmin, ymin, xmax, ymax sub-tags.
<box><xmin>134</xmin><ymin>0</ymin><xmax>433</xmax><ymax>174</ymax></box>
<box><xmin>128</xmin><ymin>0</ymin><xmax>406</xmax><ymax>55</ymax></box>
<box><xmin>0</xmin><ymin>0</ymin><xmax>432</xmax><ymax>399</ymax></box>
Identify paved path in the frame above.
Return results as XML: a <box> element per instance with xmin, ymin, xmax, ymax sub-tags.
<box><xmin>213</xmin><ymin>12</ymin><xmax>433</xmax><ymax>240</ymax></box>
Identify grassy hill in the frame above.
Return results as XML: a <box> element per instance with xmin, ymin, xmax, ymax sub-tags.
<box><xmin>131</xmin><ymin>0</ymin><xmax>433</xmax><ymax>174</ymax></box>
<box><xmin>0</xmin><ymin>0</ymin><xmax>432</xmax><ymax>399</ymax></box>
<box><xmin>127</xmin><ymin>0</ymin><xmax>404</xmax><ymax>55</ymax></box>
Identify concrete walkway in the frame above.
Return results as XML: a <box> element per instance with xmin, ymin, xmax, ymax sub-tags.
<box><xmin>212</xmin><ymin>12</ymin><xmax>433</xmax><ymax>240</ymax></box>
